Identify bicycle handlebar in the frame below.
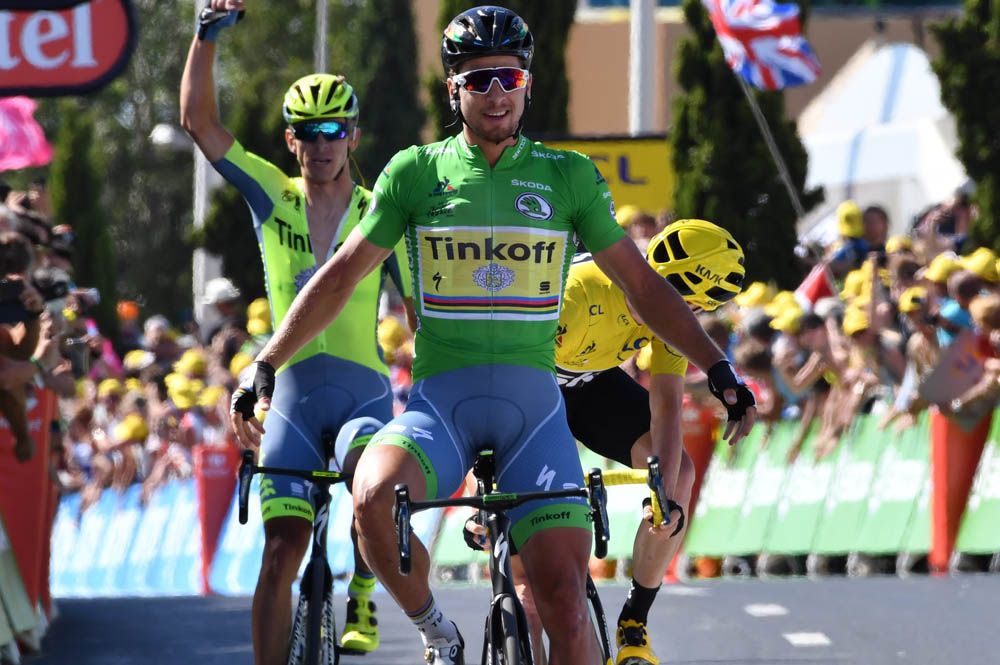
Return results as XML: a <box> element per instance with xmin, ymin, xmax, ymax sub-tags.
<box><xmin>598</xmin><ymin>456</ymin><xmax>671</xmax><ymax>528</ymax></box>
<box><xmin>236</xmin><ymin>450</ymin><xmax>351</xmax><ymax>526</ymax></box>
<box><xmin>393</xmin><ymin>473</ymin><xmax>610</xmax><ymax>575</ymax></box>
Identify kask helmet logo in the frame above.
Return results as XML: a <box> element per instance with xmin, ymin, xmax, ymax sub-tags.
<box><xmin>515</xmin><ymin>193</ymin><xmax>553</xmax><ymax>221</ymax></box>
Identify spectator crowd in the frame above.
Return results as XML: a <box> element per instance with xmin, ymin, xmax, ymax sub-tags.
<box><xmin>4</xmin><ymin>176</ymin><xmax>999</xmax><ymax>572</ymax></box>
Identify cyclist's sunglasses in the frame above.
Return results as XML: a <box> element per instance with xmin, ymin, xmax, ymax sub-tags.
<box><xmin>451</xmin><ymin>67</ymin><xmax>530</xmax><ymax>95</ymax></box>
<box><xmin>291</xmin><ymin>120</ymin><xmax>350</xmax><ymax>142</ymax></box>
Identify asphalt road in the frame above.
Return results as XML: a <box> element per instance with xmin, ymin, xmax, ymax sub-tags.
<box><xmin>28</xmin><ymin>575</ymin><xmax>999</xmax><ymax>665</ymax></box>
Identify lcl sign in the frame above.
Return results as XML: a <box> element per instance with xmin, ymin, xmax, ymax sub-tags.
<box><xmin>0</xmin><ymin>0</ymin><xmax>136</xmax><ymax>96</ymax></box>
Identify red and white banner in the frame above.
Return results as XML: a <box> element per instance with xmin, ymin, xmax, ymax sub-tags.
<box><xmin>0</xmin><ymin>0</ymin><xmax>136</xmax><ymax>97</ymax></box>
<box><xmin>795</xmin><ymin>263</ymin><xmax>835</xmax><ymax>307</ymax></box>
<box><xmin>0</xmin><ymin>97</ymin><xmax>52</xmax><ymax>172</ymax></box>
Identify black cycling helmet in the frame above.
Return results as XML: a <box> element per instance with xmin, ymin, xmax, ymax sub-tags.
<box><xmin>441</xmin><ymin>5</ymin><xmax>534</xmax><ymax>74</ymax></box>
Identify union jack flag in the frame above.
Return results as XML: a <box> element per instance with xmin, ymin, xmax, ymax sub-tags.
<box><xmin>702</xmin><ymin>0</ymin><xmax>821</xmax><ymax>91</ymax></box>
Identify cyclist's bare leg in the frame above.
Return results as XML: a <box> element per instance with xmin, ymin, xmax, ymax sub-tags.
<box><xmin>519</xmin><ymin>527</ymin><xmax>601</xmax><ymax>665</ymax></box>
<box><xmin>511</xmin><ymin>554</ymin><xmax>548</xmax><ymax>665</ymax></box>
<box><xmin>252</xmin><ymin>516</ymin><xmax>311</xmax><ymax>665</ymax></box>
<box><xmin>342</xmin><ymin>446</ymin><xmax>373</xmax><ymax>577</ymax></box>
<box><xmin>351</xmin><ymin>443</ymin><xmax>431</xmax><ymax>613</ymax></box>
<box><xmin>629</xmin><ymin>434</ymin><xmax>695</xmax><ymax>586</ymax></box>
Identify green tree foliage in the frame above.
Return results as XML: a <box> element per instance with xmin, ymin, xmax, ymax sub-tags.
<box><xmin>37</xmin><ymin>0</ymin><xmax>195</xmax><ymax>325</ymax></box>
<box><xmin>427</xmin><ymin>0</ymin><xmax>577</xmax><ymax>141</ymax></box>
<box><xmin>931</xmin><ymin>1</ymin><xmax>1000</xmax><ymax>253</ymax></box>
<box><xmin>348</xmin><ymin>0</ymin><xmax>425</xmax><ymax>180</ymax></box>
<box><xmin>47</xmin><ymin>100</ymin><xmax>118</xmax><ymax>338</ymax></box>
<box><xmin>671</xmin><ymin>0</ymin><xmax>822</xmax><ymax>288</ymax></box>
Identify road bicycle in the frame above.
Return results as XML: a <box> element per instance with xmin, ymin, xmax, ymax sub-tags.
<box><xmin>238</xmin><ymin>440</ymin><xmax>355</xmax><ymax>665</ymax></box>
<box><xmin>393</xmin><ymin>453</ymin><xmax>611</xmax><ymax>665</ymax></box>
<box><xmin>454</xmin><ymin>453</ymin><xmax>672</xmax><ymax>665</ymax></box>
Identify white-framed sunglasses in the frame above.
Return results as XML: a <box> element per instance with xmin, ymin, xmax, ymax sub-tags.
<box><xmin>450</xmin><ymin>67</ymin><xmax>530</xmax><ymax>95</ymax></box>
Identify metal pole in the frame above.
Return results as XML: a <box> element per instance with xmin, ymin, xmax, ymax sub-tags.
<box><xmin>314</xmin><ymin>0</ymin><xmax>328</xmax><ymax>73</ymax></box>
<box><xmin>735</xmin><ymin>76</ymin><xmax>806</xmax><ymax>220</ymax></box>
<box><xmin>629</xmin><ymin>0</ymin><xmax>655</xmax><ymax>135</ymax></box>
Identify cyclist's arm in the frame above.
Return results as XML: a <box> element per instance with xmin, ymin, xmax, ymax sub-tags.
<box><xmin>180</xmin><ymin>30</ymin><xmax>235</xmax><ymax>162</ymax></box>
<box><xmin>647</xmin><ymin>371</ymin><xmax>685</xmax><ymax>500</ymax></box>
<box><xmin>256</xmin><ymin>227</ymin><xmax>391</xmax><ymax>369</ymax></box>
<box><xmin>592</xmin><ymin>238</ymin><xmax>726</xmax><ymax>373</ymax></box>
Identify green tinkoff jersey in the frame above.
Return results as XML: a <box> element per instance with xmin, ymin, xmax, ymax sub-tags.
<box><xmin>213</xmin><ymin>140</ymin><xmax>411</xmax><ymax>375</ymax></box>
<box><xmin>359</xmin><ymin>133</ymin><xmax>625</xmax><ymax>380</ymax></box>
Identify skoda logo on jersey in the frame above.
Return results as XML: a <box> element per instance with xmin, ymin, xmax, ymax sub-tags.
<box><xmin>294</xmin><ymin>266</ymin><xmax>318</xmax><ymax>293</ymax></box>
<box><xmin>515</xmin><ymin>193</ymin><xmax>553</xmax><ymax>221</ymax></box>
<box><xmin>472</xmin><ymin>263</ymin><xmax>516</xmax><ymax>293</ymax></box>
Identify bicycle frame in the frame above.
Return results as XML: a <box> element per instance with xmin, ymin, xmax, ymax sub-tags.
<box><xmin>237</xmin><ymin>449</ymin><xmax>353</xmax><ymax>665</ymax></box>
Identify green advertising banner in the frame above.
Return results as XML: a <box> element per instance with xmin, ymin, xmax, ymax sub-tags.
<box><xmin>724</xmin><ymin>422</ymin><xmax>798</xmax><ymax>556</ymax></box>
<box><xmin>955</xmin><ymin>412</ymin><xmax>1000</xmax><ymax>554</ymax></box>
<box><xmin>902</xmin><ymin>473</ymin><xmax>932</xmax><ymax>555</ymax></box>
<box><xmin>0</xmin><ymin>515</ymin><xmax>36</xmax><ymax>636</ymax></box>
<box><xmin>764</xmin><ymin>425</ymin><xmax>841</xmax><ymax>555</ymax></box>
<box><xmin>683</xmin><ymin>428</ymin><xmax>762</xmax><ymax>557</ymax></box>
<box><xmin>811</xmin><ymin>415</ymin><xmax>885</xmax><ymax>554</ymax></box>
<box><xmin>853</xmin><ymin>415</ymin><xmax>930</xmax><ymax>554</ymax></box>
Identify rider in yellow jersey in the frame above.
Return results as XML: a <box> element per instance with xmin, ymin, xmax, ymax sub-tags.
<box><xmin>470</xmin><ymin>219</ymin><xmax>746</xmax><ymax>665</ymax></box>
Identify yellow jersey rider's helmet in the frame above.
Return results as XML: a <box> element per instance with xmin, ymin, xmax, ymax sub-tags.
<box><xmin>282</xmin><ymin>74</ymin><xmax>359</xmax><ymax>124</ymax></box>
<box><xmin>646</xmin><ymin>219</ymin><xmax>746</xmax><ymax>311</ymax></box>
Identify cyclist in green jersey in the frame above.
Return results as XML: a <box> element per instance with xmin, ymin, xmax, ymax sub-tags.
<box><xmin>232</xmin><ymin>7</ymin><xmax>755</xmax><ymax>664</ymax></box>
<box><xmin>183</xmin><ymin>2</ymin><xmax>412</xmax><ymax>662</ymax></box>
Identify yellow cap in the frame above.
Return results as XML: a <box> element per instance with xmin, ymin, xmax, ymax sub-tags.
<box><xmin>198</xmin><ymin>384</ymin><xmax>227</xmax><ymax>409</ymax></box>
<box><xmin>247</xmin><ymin>297</ymin><xmax>270</xmax><ymax>321</ymax></box>
<box><xmin>843</xmin><ymin>305</ymin><xmax>870</xmax><ymax>336</ymax></box>
<box><xmin>763</xmin><ymin>291</ymin><xmax>798</xmax><ymax>318</ymax></box>
<box><xmin>247</xmin><ymin>316</ymin><xmax>271</xmax><ymax>336</ymax></box>
<box><xmin>98</xmin><ymin>378</ymin><xmax>124</xmax><ymax>398</ymax></box>
<box><xmin>898</xmin><ymin>286</ymin><xmax>928</xmax><ymax>314</ymax></box>
<box><xmin>123</xmin><ymin>349</ymin><xmax>155</xmax><ymax>372</ymax></box>
<box><xmin>173</xmin><ymin>349</ymin><xmax>207</xmax><ymax>377</ymax></box>
<box><xmin>885</xmin><ymin>235</ymin><xmax>912</xmax><ymax>254</ymax></box>
<box><xmin>960</xmin><ymin>247</ymin><xmax>999</xmax><ymax>283</ymax></box>
<box><xmin>769</xmin><ymin>304</ymin><xmax>804</xmax><ymax>334</ymax></box>
<box><xmin>840</xmin><ymin>269</ymin><xmax>866</xmax><ymax>301</ymax></box>
<box><xmin>164</xmin><ymin>372</ymin><xmax>186</xmax><ymax>391</ymax></box>
<box><xmin>124</xmin><ymin>377</ymin><xmax>143</xmax><ymax>394</ymax></box>
<box><xmin>229</xmin><ymin>351</ymin><xmax>254</xmax><ymax>379</ymax></box>
<box><xmin>923</xmin><ymin>253</ymin><xmax>960</xmax><ymax>284</ymax></box>
<box><xmin>837</xmin><ymin>201</ymin><xmax>863</xmax><ymax>238</ymax></box>
<box><xmin>113</xmin><ymin>413</ymin><xmax>149</xmax><ymax>442</ymax></box>
<box><xmin>734</xmin><ymin>282</ymin><xmax>774</xmax><ymax>308</ymax></box>
<box><xmin>615</xmin><ymin>204</ymin><xmax>641</xmax><ymax>228</ymax></box>
<box><xmin>378</xmin><ymin>316</ymin><xmax>407</xmax><ymax>352</ymax></box>
<box><xmin>169</xmin><ymin>378</ymin><xmax>203</xmax><ymax>410</ymax></box>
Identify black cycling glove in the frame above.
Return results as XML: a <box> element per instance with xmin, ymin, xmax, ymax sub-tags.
<box><xmin>706</xmin><ymin>359</ymin><xmax>756</xmax><ymax>422</ymax></box>
<box><xmin>197</xmin><ymin>7</ymin><xmax>244</xmax><ymax>42</ymax></box>
<box><xmin>463</xmin><ymin>513</ymin><xmax>488</xmax><ymax>552</ymax></box>
<box><xmin>230</xmin><ymin>361</ymin><xmax>275</xmax><ymax>420</ymax></box>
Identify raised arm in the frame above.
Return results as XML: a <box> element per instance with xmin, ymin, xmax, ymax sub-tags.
<box><xmin>179</xmin><ymin>1</ymin><xmax>242</xmax><ymax>161</ymax></box>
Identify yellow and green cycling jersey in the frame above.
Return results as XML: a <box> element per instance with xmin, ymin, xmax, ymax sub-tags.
<box><xmin>213</xmin><ymin>140</ymin><xmax>410</xmax><ymax>375</ymax></box>
<box><xmin>555</xmin><ymin>254</ymin><xmax>687</xmax><ymax>383</ymax></box>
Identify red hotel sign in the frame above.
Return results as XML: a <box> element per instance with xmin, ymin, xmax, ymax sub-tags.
<box><xmin>0</xmin><ymin>0</ymin><xmax>136</xmax><ymax>97</ymax></box>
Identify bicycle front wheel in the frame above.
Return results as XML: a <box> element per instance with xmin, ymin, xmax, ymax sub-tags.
<box><xmin>489</xmin><ymin>594</ymin><xmax>530</xmax><ymax>665</ymax></box>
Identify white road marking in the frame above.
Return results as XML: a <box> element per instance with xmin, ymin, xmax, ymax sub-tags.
<box><xmin>783</xmin><ymin>632</ymin><xmax>832</xmax><ymax>647</ymax></box>
<box><xmin>744</xmin><ymin>603</ymin><xmax>789</xmax><ymax>617</ymax></box>
<box><xmin>662</xmin><ymin>585</ymin><xmax>709</xmax><ymax>596</ymax></box>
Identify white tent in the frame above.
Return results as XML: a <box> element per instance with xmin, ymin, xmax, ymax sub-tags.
<box><xmin>797</xmin><ymin>40</ymin><xmax>968</xmax><ymax>244</ymax></box>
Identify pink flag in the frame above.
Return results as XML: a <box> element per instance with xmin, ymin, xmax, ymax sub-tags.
<box><xmin>0</xmin><ymin>97</ymin><xmax>53</xmax><ymax>172</ymax></box>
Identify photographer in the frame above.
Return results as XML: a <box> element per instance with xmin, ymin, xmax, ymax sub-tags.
<box><xmin>0</xmin><ymin>230</ymin><xmax>47</xmax><ymax>462</ymax></box>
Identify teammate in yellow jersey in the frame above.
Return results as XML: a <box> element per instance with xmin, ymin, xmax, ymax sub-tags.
<box><xmin>469</xmin><ymin>219</ymin><xmax>747</xmax><ymax>665</ymax></box>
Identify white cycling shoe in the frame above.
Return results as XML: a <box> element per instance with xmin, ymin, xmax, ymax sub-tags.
<box><xmin>423</xmin><ymin>622</ymin><xmax>465</xmax><ymax>665</ymax></box>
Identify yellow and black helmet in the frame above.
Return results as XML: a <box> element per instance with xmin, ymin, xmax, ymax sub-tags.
<box><xmin>646</xmin><ymin>219</ymin><xmax>746</xmax><ymax>311</ymax></box>
<box><xmin>282</xmin><ymin>74</ymin><xmax>359</xmax><ymax>124</ymax></box>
